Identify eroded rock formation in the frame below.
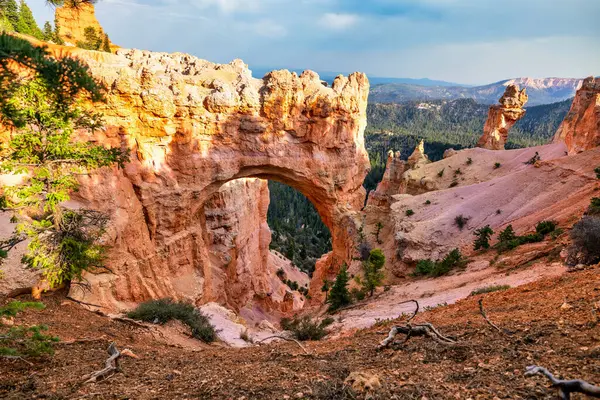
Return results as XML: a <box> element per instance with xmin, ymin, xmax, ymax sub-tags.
<box><xmin>477</xmin><ymin>85</ymin><xmax>528</xmax><ymax>150</ymax></box>
<box><xmin>13</xmin><ymin>43</ymin><xmax>369</xmax><ymax>311</ymax></box>
<box><xmin>553</xmin><ymin>76</ymin><xmax>600</xmax><ymax>154</ymax></box>
<box><xmin>55</xmin><ymin>2</ymin><xmax>113</xmax><ymax>48</ymax></box>
<box><xmin>367</xmin><ymin>151</ymin><xmax>405</xmax><ymax>208</ymax></box>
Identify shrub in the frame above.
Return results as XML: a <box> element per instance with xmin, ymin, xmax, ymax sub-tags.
<box><xmin>567</xmin><ymin>216</ymin><xmax>600</xmax><ymax>266</ymax></box>
<box><xmin>424</xmin><ymin>200</ymin><xmax>431</xmax><ymax>205</ymax></box>
<box><xmin>454</xmin><ymin>214</ymin><xmax>469</xmax><ymax>230</ymax></box>
<box><xmin>466</xmin><ymin>158</ymin><xmax>473</xmax><ymax>165</ymax></box>
<box><xmin>414</xmin><ymin>259</ymin><xmax>436</xmax><ymax>276</ymax></box>
<box><xmin>321</xmin><ymin>279</ymin><xmax>332</xmax><ymax>302</ymax></box>
<box><xmin>498</xmin><ymin>225</ymin><xmax>516</xmax><ymax>243</ymax></box>
<box><xmin>474</xmin><ymin>225</ymin><xmax>494</xmax><ymax>250</ymax></box>
<box><xmin>405</xmin><ymin>209</ymin><xmax>415</xmax><ymax>217</ymax></box>
<box><xmin>355</xmin><ymin>249</ymin><xmax>385</xmax><ymax>297</ymax></box>
<box><xmin>470</xmin><ymin>285</ymin><xmax>510</xmax><ymax>296</ymax></box>
<box><xmin>280</xmin><ymin>315</ymin><xmax>334</xmax><ymax>341</ymax></box>
<box><xmin>496</xmin><ymin>209</ymin><xmax>502</xmax><ymax>215</ymax></box>
<box><xmin>414</xmin><ymin>249</ymin><xmax>466</xmax><ymax>277</ymax></box>
<box><xmin>454</xmin><ymin>168</ymin><xmax>463</xmax><ymax>176</ymax></box>
<box><xmin>494</xmin><ymin>162</ymin><xmax>501</xmax><ymax>169</ymax></box>
<box><xmin>438</xmin><ymin>169</ymin><xmax>445</xmax><ymax>177</ymax></box>
<box><xmin>595</xmin><ymin>166</ymin><xmax>600</xmax><ymax>179</ymax></box>
<box><xmin>535</xmin><ymin>220</ymin><xmax>557</xmax><ymax>236</ymax></box>
<box><xmin>327</xmin><ymin>265</ymin><xmax>352</xmax><ymax>312</ymax></box>
<box><xmin>239</xmin><ymin>329</ymin><xmax>253</xmax><ymax>343</ymax></box>
<box><xmin>449</xmin><ymin>180</ymin><xmax>459</xmax><ymax>188</ymax></box>
<box><xmin>0</xmin><ymin>302</ymin><xmax>58</xmax><ymax>357</ymax></box>
<box><xmin>350</xmin><ymin>288</ymin><xmax>366</xmax><ymax>301</ymax></box>
<box><xmin>128</xmin><ymin>299</ymin><xmax>216</xmax><ymax>343</ymax></box>
<box><xmin>588</xmin><ymin>197</ymin><xmax>600</xmax><ymax>215</ymax></box>
<box><xmin>374</xmin><ymin>222</ymin><xmax>384</xmax><ymax>244</ymax></box>
<box><xmin>525</xmin><ymin>152</ymin><xmax>541</xmax><ymax>165</ymax></box>
<box><xmin>276</xmin><ymin>268</ymin><xmax>285</xmax><ymax>280</ymax></box>
<box><xmin>286</xmin><ymin>280</ymin><xmax>299</xmax><ymax>291</ymax></box>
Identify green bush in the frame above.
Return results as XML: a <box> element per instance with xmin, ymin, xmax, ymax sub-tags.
<box><xmin>327</xmin><ymin>265</ymin><xmax>352</xmax><ymax>312</ymax></box>
<box><xmin>589</xmin><ymin>198</ymin><xmax>600</xmax><ymax>215</ymax></box>
<box><xmin>128</xmin><ymin>299</ymin><xmax>216</xmax><ymax>343</ymax></box>
<box><xmin>498</xmin><ymin>225</ymin><xmax>516</xmax><ymax>243</ymax></box>
<box><xmin>424</xmin><ymin>200</ymin><xmax>431</xmax><ymax>205</ymax></box>
<box><xmin>494</xmin><ymin>162</ymin><xmax>501</xmax><ymax>169</ymax></box>
<box><xmin>0</xmin><ymin>301</ymin><xmax>58</xmax><ymax>357</ymax></box>
<box><xmin>470</xmin><ymin>285</ymin><xmax>510</xmax><ymax>296</ymax></box>
<box><xmin>525</xmin><ymin>151</ymin><xmax>541</xmax><ymax>165</ymax></box>
<box><xmin>595</xmin><ymin>166</ymin><xmax>600</xmax><ymax>179</ymax></box>
<box><xmin>466</xmin><ymin>158</ymin><xmax>473</xmax><ymax>165</ymax></box>
<box><xmin>438</xmin><ymin>169</ymin><xmax>445</xmax><ymax>177</ymax></box>
<box><xmin>355</xmin><ymin>249</ymin><xmax>385</xmax><ymax>296</ymax></box>
<box><xmin>535</xmin><ymin>220</ymin><xmax>557</xmax><ymax>235</ymax></box>
<box><xmin>406</xmin><ymin>209</ymin><xmax>415</xmax><ymax>217</ymax></box>
<box><xmin>449</xmin><ymin>180</ymin><xmax>459</xmax><ymax>188</ymax></box>
<box><xmin>350</xmin><ymin>287</ymin><xmax>366</xmax><ymax>301</ymax></box>
<box><xmin>280</xmin><ymin>315</ymin><xmax>334</xmax><ymax>341</ymax></box>
<box><xmin>474</xmin><ymin>225</ymin><xmax>494</xmax><ymax>250</ymax></box>
<box><xmin>454</xmin><ymin>168</ymin><xmax>463</xmax><ymax>176</ymax></box>
<box><xmin>414</xmin><ymin>249</ymin><xmax>466</xmax><ymax>277</ymax></box>
<box><xmin>414</xmin><ymin>259</ymin><xmax>435</xmax><ymax>276</ymax></box>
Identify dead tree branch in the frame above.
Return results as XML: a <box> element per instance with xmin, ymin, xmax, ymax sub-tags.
<box><xmin>378</xmin><ymin>300</ymin><xmax>456</xmax><ymax>350</ymax></box>
<box><xmin>83</xmin><ymin>343</ymin><xmax>137</xmax><ymax>384</ymax></box>
<box><xmin>256</xmin><ymin>335</ymin><xmax>310</xmax><ymax>355</ymax></box>
<box><xmin>478</xmin><ymin>298</ymin><xmax>505</xmax><ymax>335</ymax></box>
<box><xmin>525</xmin><ymin>366</ymin><xmax>600</xmax><ymax>399</ymax></box>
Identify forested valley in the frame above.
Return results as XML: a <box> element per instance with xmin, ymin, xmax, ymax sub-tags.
<box><xmin>267</xmin><ymin>97</ymin><xmax>571</xmax><ymax>275</ymax></box>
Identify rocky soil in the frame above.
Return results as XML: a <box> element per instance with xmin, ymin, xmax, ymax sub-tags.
<box><xmin>1</xmin><ymin>266</ymin><xmax>598</xmax><ymax>399</ymax></box>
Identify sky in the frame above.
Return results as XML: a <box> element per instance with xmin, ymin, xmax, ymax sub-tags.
<box><xmin>29</xmin><ymin>0</ymin><xmax>600</xmax><ymax>85</ymax></box>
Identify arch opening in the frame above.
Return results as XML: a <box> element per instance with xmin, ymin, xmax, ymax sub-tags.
<box><xmin>201</xmin><ymin>176</ymin><xmax>332</xmax><ymax>315</ymax></box>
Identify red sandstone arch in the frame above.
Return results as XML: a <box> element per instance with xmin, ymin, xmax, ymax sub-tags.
<box><xmin>61</xmin><ymin>47</ymin><xmax>370</xmax><ymax>311</ymax></box>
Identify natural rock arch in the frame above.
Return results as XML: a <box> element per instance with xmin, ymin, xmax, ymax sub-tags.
<box><xmin>52</xmin><ymin>46</ymin><xmax>371</xmax><ymax>311</ymax></box>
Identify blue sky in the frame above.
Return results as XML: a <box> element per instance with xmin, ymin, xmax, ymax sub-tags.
<box><xmin>29</xmin><ymin>0</ymin><xmax>600</xmax><ymax>85</ymax></box>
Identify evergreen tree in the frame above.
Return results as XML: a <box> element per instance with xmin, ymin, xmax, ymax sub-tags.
<box><xmin>1</xmin><ymin>0</ymin><xmax>19</xmax><ymax>30</ymax></box>
<box><xmin>498</xmin><ymin>225</ymin><xmax>516</xmax><ymax>243</ymax></box>
<box><xmin>53</xmin><ymin>17</ymin><xmax>64</xmax><ymax>45</ymax></box>
<box><xmin>0</xmin><ymin>34</ymin><xmax>128</xmax><ymax>287</ymax></box>
<box><xmin>42</xmin><ymin>21</ymin><xmax>52</xmax><ymax>41</ymax></box>
<box><xmin>327</xmin><ymin>265</ymin><xmax>351</xmax><ymax>312</ymax></box>
<box><xmin>16</xmin><ymin>0</ymin><xmax>42</xmax><ymax>39</ymax></box>
<box><xmin>357</xmin><ymin>249</ymin><xmax>385</xmax><ymax>297</ymax></box>
<box><xmin>101</xmin><ymin>33</ymin><xmax>110</xmax><ymax>52</ymax></box>
<box><xmin>473</xmin><ymin>225</ymin><xmax>494</xmax><ymax>250</ymax></box>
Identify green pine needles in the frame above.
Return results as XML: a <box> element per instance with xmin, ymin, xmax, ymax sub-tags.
<box><xmin>0</xmin><ymin>35</ymin><xmax>128</xmax><ymax>287</ymax></box>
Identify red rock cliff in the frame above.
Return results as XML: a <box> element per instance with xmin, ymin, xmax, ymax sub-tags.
<box><xmin>553</xmin><ymin>76</ymin><xmax>600</xmax><ymax>154</ymax></box>
<box><xmin>13</xmin><ymin>43</ymin><xmax>370</xmax><ymax>311</ymax></box>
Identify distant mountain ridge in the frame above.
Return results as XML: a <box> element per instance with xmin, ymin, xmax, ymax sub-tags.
<box><xmin>370</xmin><ymin>77</ymin><xmax>586</xmax><ymax>106</ymax></box>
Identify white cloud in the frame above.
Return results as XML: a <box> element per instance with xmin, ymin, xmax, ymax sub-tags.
<box><xmin>250</xmin><ymin>19</ymin><xmax>288</xmax><ymax>38</ymax></box>
<box><xmin>319</xmin><ymin>13</ymin><xmax>358</xmax><ymax>30</ymax></box>
<box><xmin>189</xmin><ymin>0</ymin><xmax>262</xmax><ymax>14</ymax></box>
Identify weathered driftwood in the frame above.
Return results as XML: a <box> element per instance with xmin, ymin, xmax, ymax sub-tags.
<box><xmin>84</xmin><ymin>343</ymin><xmax>137</xmax><ymax>384</ymax></box>
<box><xmin>478</xmin><ymin>298</ymin><xmax>506</xmax><ymax>335</ymax></box>
<box><xmin>377</xmin><ymin>300</ymin><xmax>456</xmax><ymax>349</ymax></box>
<box><xmin>525</xmin><ymin>366</ymin><xmax>600</xmax><ymax>399</ymax></box>
<box><xmin>256</xmin><ymin>335</ymin><xmax>310</xmax><ymax>355</ymax></box>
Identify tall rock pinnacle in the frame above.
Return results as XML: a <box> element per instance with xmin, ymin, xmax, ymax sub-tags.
<box><xmin>477</xmin><ymin>84</ymin><xmax>528</xmax><ymax>150</ymax></box>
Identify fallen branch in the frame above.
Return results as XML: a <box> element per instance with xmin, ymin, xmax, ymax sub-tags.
<box><xmin>256</xmin><ymin>335</ymin><xmax>310</xmax><ymax>355</ymax></box>
<box><xmin>525</xmin><ymin>365</ymin><xmax>600</xmax><ymax>399</ymax></box>
<box><xmin>478</xmin><ymin>298</ymin><xmax>505</xmax><ymax>335</ymax></box>
<box><xmin>378</xmin><ymin>300</ymin><xmax>456</xmax><ymax>350</ymax></box>
<box><xmin>66</xmin><ymin>296</ymin><xmax>104</xmax><ymax>309</ymax></box>
<box><xmin>83</xmin><ymin>342</ymin><xmax>137</xmax><ymax>384</ymax></box>
<box><xmin>1</xmin><ymin>355</ymin><xmax>33</xmax><ymax>366</ymax></box>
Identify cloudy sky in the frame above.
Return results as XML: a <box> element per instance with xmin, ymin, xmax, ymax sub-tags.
<box><xmin>30</xmin><ymin>0</ymin><xmax>600</xmax><ymax>85</ymax></box>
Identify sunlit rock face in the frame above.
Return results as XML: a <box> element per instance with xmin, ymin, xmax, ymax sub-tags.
<box><xmin>30</xmin><ymin>44</ymin><xmax>369</xmax><ymax>311</ymax></box>
<box><xmin>477</xmin><ymin>84</ymin><xmax>528</xmax><ymax>150</ymax></box>
<box><xmin>553</xmin><ymin>76</ymin><xmax>600</xmax><ymax>154</ymax></box>
<box><xmin>55</xmin><ymin>3</ymin><xmax>113</xmax><ymax>48</ymax></box>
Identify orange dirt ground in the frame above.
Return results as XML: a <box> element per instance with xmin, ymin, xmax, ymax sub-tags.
<box><xmin>1</xmin><ymin>266</ymin><xmax>599</xmax><ymax>399</ymax></box>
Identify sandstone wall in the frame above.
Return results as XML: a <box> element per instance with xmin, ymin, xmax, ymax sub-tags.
<box><xmin>55</xmin><ymin>3</ymin><xmax>112</xmax><ymax>48</ymax></box>
<box><xmin>553</xmin><ymin>76</ymin><xmax>600</xmax><ymax>154</ymax></box>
